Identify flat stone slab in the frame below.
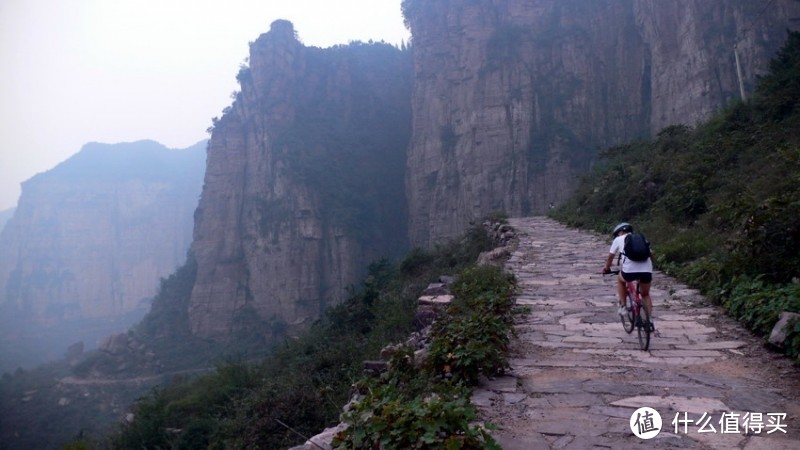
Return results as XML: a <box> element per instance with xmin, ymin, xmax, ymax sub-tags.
<box><xmin>687</xmin><ymin>432</ymin><xmax>746</xmax><ymax>450</ymax></box>
<box><xmin>490</xmin><ymin>431</ymin><xmax>551</xmax><ymax>450</ymax></box>
<box><xmin>582</xmin><ymin>379</ymin><xmax>645</xmax><ymax>396</ymax></box>
<box><xmin>470</xmin><ymin>389</ymin><xmax>497</xmax><ymax>407</ymax></box>
<box><xmin>417</xmin><ymin>294</ymin><xmax>453</xmax><ymax>305</ymax></box>
<box><xmin>520</xmin><ymin>377</ymin><xmax>588</xmax><ymax>394</ymax></box>
<box><xmin>680</xmin><ymin>373</ymin><xmax>744</xmax><ymax>389</ymax></box>
<box><xmin>636</xmin><ymin>349</ymin><xmax>723</xmax><ymax>358</ymax></box>
<box><xmin>659</xmin><ymin>314</ymin><xmax>711</xmax><ymax>321</ymax></box>
<box><xmin>521</xmin><ymin>279</ymin><xmax>561</xmax><ymax>286</ymax></box>
<box><xmin>725</xmin><ymin>389</ymin><xmax>788</xmax><ymax>412</ymax></box>
<box><xmin>482</xmin><ymin>375</ymin><xmax>518</xmax><ymax>393</ymax></box>
<box><xmin>562</xmin><ymin>335</ymin><xmax>623</xmax><ymax>344</ymax></box>
<box><xmin>673</xmin><ymin>341</ymin><xmax>747</xmax><ymax>350</ymax></box>
<box><xmin>611</xmin><ymin>395</ymin><xmax>729</xmax><ymax>414</ymax></box>
<box><xmin>515</xmin><ymin>298</ymin><xmax>542</xmax><ymax>306</ymax></box>
<box><xmin>524</xmin><ymin>416</ymin><xmax>615</xmax><ymax>437</ymax></box>
<box><xmin>544</xmin><ymin>392</ymin><xmax>606</xmax><ymax>408</ymax></box>
<box><xmin>502</xmin><ymin>392</ymin><xmax>528</xmax><ymax>404</ymax></box>
<box><xmin>743</xmin><ymin>437</ymin><xmax>800</xmax><ymax>450</ymax></box>
<box><xmin>671</xmin><ymin>288</ymin><xmax>702</xmax><ymax>297</ymax></box>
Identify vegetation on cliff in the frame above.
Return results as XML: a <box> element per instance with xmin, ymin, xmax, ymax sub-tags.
<box><xmin>99</xmin><ymin>221</ymin><xmax>499</xmax><ymax>449</ymax></box>
<box><xmin>271</xmin><ymin>40</ymin><xmax>413</xmax><ymax>248</ymax></box>
<box><xmin>551</xmin><ymin>31</ymin><xmax>800</xmax><ymax>357</ymax></box>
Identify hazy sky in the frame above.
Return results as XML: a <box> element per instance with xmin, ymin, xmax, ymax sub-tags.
<box><xmin>0</xmin><ymin>0</ymin><xmax>410</xmax><ymax>211</ymax></box>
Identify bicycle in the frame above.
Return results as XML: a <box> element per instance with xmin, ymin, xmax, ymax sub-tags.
<box><xmin>605</xmin><ymin>268</ymin><xmax>652</xmax><ymax>351</ymax></box>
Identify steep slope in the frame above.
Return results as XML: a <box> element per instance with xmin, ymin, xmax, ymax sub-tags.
<box><xmin>0</xmin><ymin>140</ymin><xmax>205</xmax><ymax>370</ymax></box>
<box><xmin>403</xmin><ymin>0</ymin><xmax>800</xmax><ymax>245</ymax></box>
<box><xmin>188</xmin><ymin>21</ymin><xmax>412</xmax><ymax>338</ymax></box>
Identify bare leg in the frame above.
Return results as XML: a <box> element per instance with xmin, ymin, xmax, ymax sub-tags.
<box><xmin>639</xmin><ymin>282</ymin><xmax>653</xmax><ymax>318</ymax></box>
<box><xmin>616</xmin><ymin>274</ymin><xmax>627</xmax><ymax>307</ymax></box>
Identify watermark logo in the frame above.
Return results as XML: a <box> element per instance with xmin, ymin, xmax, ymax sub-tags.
<box><xmin>671</xmin><ymin>411</ymin><xmax>787</xmax><ymax>434</ymax></box>
<box><xmin>631</xmin><ymin>407</ymin><xmax>662</xmax><ymax>439</ymax></box>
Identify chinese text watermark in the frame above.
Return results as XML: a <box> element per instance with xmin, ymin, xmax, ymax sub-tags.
<box><xmin>630</xmin><ymin>409</ymin><xmax>789</xmax><ymax>439</ymax></box>
<box><xmin>672</xmin><ymin>412</ymin><xmax>788</xmax><ymax>435</ymax></box>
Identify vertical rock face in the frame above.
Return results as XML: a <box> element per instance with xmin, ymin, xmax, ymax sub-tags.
<box><xmin>0</xmin><ymin>140</ymin><xmax>204</xmax><ymax>322</ymax></box>
<box><xmin>633</xmin><ymin>0</ymin><xmax>800</xmax><ymax>132</ymax></box>
<box><xmin>188</xmin><ymin>21</ymin><xmax>412</xmax><ymax>338</ymax></box>
<box><xmin>403</xmin><ymin>0</ymin><xmax>800</xmax><ymax>245</ymax></box>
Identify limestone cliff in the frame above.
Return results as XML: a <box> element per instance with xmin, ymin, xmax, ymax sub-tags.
<box><xmin>403</xmin><ymin>0</ymin><xmax>800</xmax><ymax>245</ymax></box>
<box><xmin>188</xmin><ymin>21</ymin><xmax>412</xmax><ymax>338</ymax></box>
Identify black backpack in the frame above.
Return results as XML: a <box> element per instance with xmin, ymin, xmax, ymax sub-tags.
<box><xmin>624</xmin><ymin>232</ymin><xmax>651</xmax><ymax>262</ymax></box>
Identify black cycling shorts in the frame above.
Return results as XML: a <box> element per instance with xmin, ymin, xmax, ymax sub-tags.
<box><xmin>621</xmin><ymin>271</ymin><xmax>652</xmax><ymax>283</ymax></box>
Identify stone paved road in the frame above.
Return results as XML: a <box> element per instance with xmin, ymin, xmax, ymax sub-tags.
<box><xmin>475</xmin><ymin>217</ymin><xmax>800</xmax><ymax>450</ymax></box>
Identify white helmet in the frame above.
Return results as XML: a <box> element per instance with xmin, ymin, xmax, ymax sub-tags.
<box><xmin>612</xmin><ymin>222</ymin><xmax>633</xmax><ymax>237</ymax></box>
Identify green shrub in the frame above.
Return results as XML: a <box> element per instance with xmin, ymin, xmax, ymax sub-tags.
<box><xmin>787</xmin><ymin>319</ymin><xmax>800</xmax><ymax>360</ymax></box>
<box><xmin>551</xmin><ymin>31</ymin><xmax>800</xmax><ymax>358</ymax></box>
<box><xmin>400</xmin><ymin>247</ymin><xmax>435</xmax><ymax>276</ymax></box>
<box><xmin>722</xmin><ymin>278</ymin><xmax>800</xmax><ymax>337</ymax></box>
<box><xmin>429</xmin><ymin>311</ymin><xmax>511</xmax><ymax>384</ymax></box>
<box><xmin>450</xmin><ymin>265</ymin><xmax>517</xmax><ymax>308</ymax></box>
<box><xmin>427</xmin><ymin>265</ymin><xmax>517</xmax><ymax>384</ymax></box>
<box><xmin>333</xmin><ymin>252</ymin><xmax>516</xmax><ymax>448</ymax></box>
<box><xmin>334</xmin><ymin>380</ymin><xmax>499</xmax><ymax>450</ymax></box>
<box><xmin>333</xmin><ymin>343</ymin><xmax>501</xmax><ymax>449</ymax></box>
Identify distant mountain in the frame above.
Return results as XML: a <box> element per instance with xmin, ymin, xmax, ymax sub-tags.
<box><xmin>0</xmin><ymin>140</ymin><xmax>206</xmax><ymax>372</ymax></box>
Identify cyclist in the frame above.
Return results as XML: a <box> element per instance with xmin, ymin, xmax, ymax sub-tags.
<box><xmin>602</xmin><ymin>222</ymin><xmax>655</xmax><ymax>330</ymax></box>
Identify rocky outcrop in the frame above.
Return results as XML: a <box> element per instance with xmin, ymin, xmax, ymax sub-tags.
<box><xmin>403</xmin><ymin>0</ymin><xmax>800</xmax><ymax>245</ymax></box>
<box><xmin>188</xmin><ymin>21</ymin><xmax>412</xmax><ymax>338</ymax></box>
<box><xmin>768</xmin><ymin>312</ymin><xmax>800</xmax><ymax>349</ymax></box>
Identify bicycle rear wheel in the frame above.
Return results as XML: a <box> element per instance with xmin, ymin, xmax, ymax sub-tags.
<box><xmin>622</xmin><ymin>294</ymin><xmax>635</xmax><ymax>334</ymax></box>
<box><xmin>637</xmin><ymin>307</ymin><xmax>651</xmax><ymax>351</ymax></box>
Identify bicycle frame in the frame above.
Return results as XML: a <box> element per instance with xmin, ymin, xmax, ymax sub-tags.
<box><xmin>625</xmin><ymin>279</ymin><xmax>642</xmax><ymax>315</ymax></box>
<box><xmin>606</xmin><ymin>268</ymin><xmax>651</xmax><ymax>350</ymax></box>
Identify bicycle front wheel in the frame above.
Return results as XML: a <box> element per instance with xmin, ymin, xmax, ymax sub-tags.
<box><xmin>637</xmin><ymin>307</ymin><xmax>651</xmax><ymax>351</ymax></box>
<box><xmin>622</xmin><ymin>295</ymin><xmax>635</xmax><ymax>334</ymax></box>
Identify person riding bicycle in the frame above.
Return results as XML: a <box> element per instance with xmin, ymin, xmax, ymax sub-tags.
<box><xmin>602</xmin><ymin>222</ymin><xmax>655</xmax><ymax>330</ymax></box>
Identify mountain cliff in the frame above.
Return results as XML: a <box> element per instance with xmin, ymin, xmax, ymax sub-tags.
<box><xmin>188</xmin><ymin>21</ymin><xmax>412</xmax><ymax>338</ymax></box>
<box><xmin>0</xmin><ymin>140</ymin><xmax>205</xmax><ymax>369</ymax></box>
<box><xmin>403</xmin><ymin>0</ymin><xmax>800</xmax><ymax>245</ymax></box>
<box><xmin>185</xmin><ymin>2</ymin><xmax>800</xmax><ymax>338</ymax></box>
